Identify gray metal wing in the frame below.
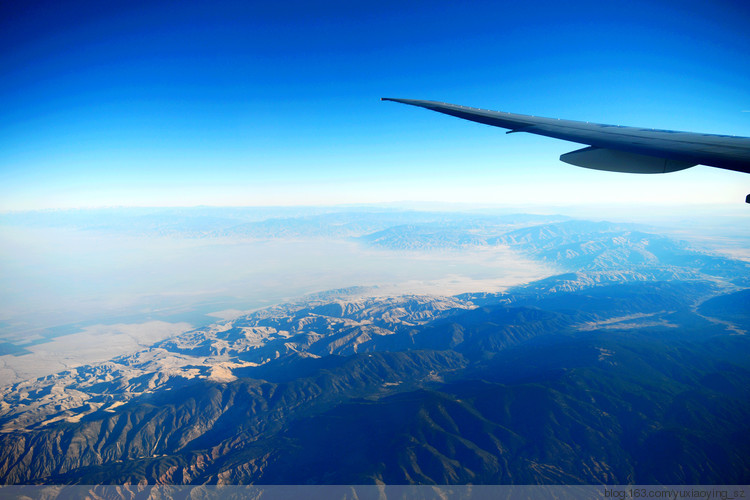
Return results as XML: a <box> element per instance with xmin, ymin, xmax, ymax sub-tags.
<box><xmin>382</xmin><ymin>98</ymin><xmax>750</xmax><ymax>176</ymax></box>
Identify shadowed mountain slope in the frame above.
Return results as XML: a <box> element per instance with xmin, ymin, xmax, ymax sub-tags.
<box><xmin>2</xmin><ymin>280</ymin><xmax>749</xmax><ymax>485</ymax></box>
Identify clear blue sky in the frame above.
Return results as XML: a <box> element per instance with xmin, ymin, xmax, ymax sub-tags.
<box><xmin>2</xmin><ymin>0</ymin><xmax>749</xmax><ymax>210</ymax></box>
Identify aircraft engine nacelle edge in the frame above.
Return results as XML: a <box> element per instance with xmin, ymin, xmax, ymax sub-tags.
<box><xmin>560</xmin><ymin>146</ymin><xmax>696</xmax><ymax>174</ymax></box>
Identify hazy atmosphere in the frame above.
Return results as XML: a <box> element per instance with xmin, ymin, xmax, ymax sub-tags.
<box><xmin>1</xmin><ymin>205</ymin><xmax>748</xmax><ymax>385</ymax></box>
<box><xmin>0</xmin><ymin>207</ymin><xmax>557</xmax><ymax>382</ymax></box>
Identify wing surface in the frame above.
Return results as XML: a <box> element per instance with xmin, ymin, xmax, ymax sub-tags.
<box><xmin>382</xmin><ymin>98</ymin><xmax>750</xmax><ymax>175</ymax></box>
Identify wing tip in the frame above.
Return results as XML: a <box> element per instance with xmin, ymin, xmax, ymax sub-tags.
<box><xmin>381</xmin><ymin>97</ymin><xmax>434</xmax><ymax>107</ymax></box>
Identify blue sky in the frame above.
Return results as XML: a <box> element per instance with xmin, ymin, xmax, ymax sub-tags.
<box><xmin>1</xmin><ymin>0</ymin><xmax>749</xmax><ymax>210</ymax></box>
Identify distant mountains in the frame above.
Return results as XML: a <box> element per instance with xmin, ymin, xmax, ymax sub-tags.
<box><xmin>365</xmin><ymin>218</ymin><xmax>750</xmax><ymax>283</ymax></box>
<box><xmin>1</xmin><ymin>212</ymin><xmax>749</xmax><ymax>485</ymax></box>
<box><xmin>5</xmin><ymin>206</ymin><xmax>745</xmax><ymax>282</ymax></box>
<box><xmin>0</xmin><ymin>207</ymin><xmax>569</xmax><ymax>240</ymax></box>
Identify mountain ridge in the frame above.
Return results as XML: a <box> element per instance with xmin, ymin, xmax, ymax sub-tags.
<box><xmin>2</xmin><ymin>215</ymin><xmax>749</xmax><ymax>485</ymax></box>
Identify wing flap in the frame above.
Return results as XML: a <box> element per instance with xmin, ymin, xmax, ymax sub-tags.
<box><xmin>560</xmin><ymin>146</ymin><xmax>696</xmax><ymax>174</ymax></box>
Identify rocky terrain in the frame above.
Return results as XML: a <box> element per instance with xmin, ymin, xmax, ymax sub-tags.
<box><xmin>0</xmin><ymin>295</ymin><xmax>471</xmax><ymax>433</ymax></box>
<box><xmin>1</xmin><ymin>213</ymin><xmax>749</xmax><ymax>485</ymax></box>
<box><xmin>1</xmin><ymin>274</ymin><xmax>748</xmax><ymax>484</ymax></box>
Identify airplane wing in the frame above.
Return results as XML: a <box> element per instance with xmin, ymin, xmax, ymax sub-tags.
<box><xmin>382</xmin><ymin>98</ymin><xmax>750</xmax><ymax>179</ymax></box>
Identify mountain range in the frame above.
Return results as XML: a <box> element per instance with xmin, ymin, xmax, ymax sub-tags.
<box><xmin>1</xmin><ymin>215</ymin><xmax>749</xmax><ymax>485</ymax></box>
